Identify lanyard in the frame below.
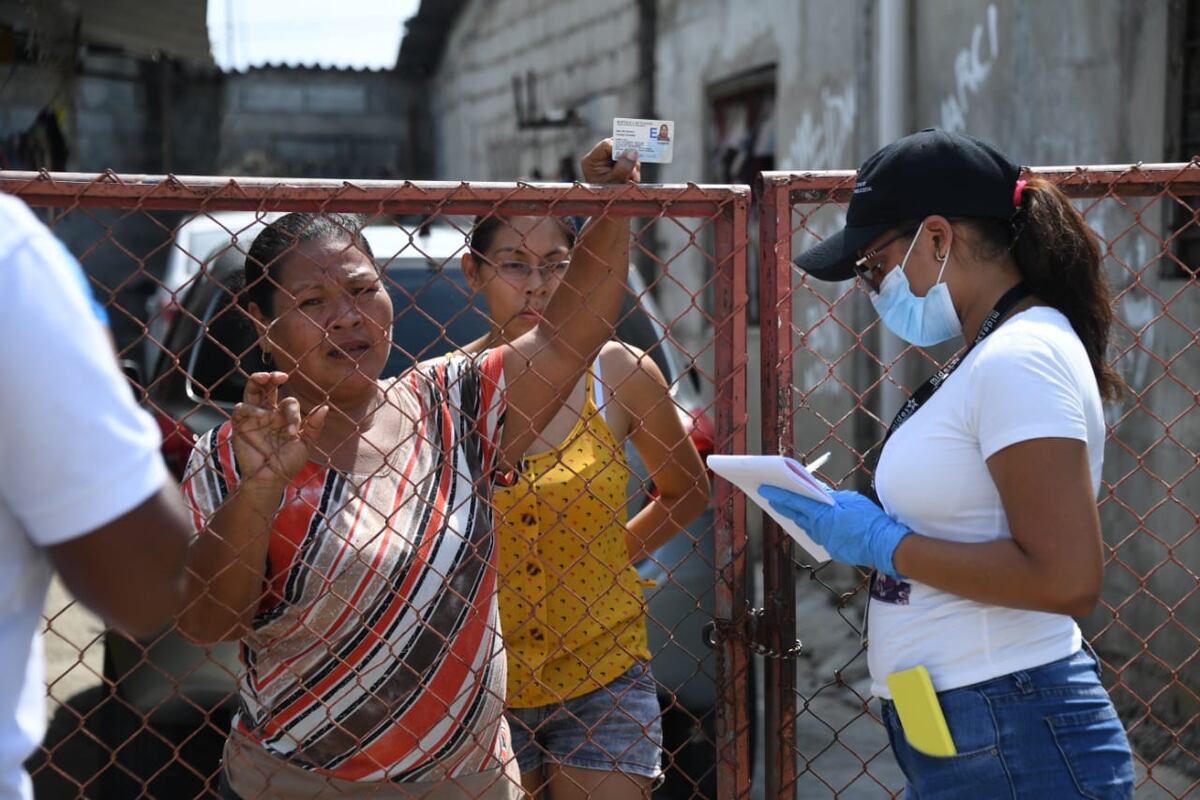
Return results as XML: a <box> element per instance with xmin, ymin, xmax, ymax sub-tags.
<box><xmin>880</xmin><ymin>282</ymin><xmax>1033</xmax><ymax>448</ymax></box>
<box><xmin>861</xmin><ymin>282</ymin><xmax>1032</xmax><ymax>644</ymax></box>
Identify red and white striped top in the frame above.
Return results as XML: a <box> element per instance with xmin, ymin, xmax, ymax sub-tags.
<box><xmin>183</xmin><ymin>351</ymin><xmax>510</xmax><ymax>785</ymax></box>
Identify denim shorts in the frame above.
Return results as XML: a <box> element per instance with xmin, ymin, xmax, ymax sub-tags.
<box><xmin>880</xmin><ymin>648</ymin><xmax>1134</xmax><ymax>799</ymax></box>
<box><xmin>506</xmin><ymin>660</ymin><xmax>663</xmax><ymax>779</ymax></box>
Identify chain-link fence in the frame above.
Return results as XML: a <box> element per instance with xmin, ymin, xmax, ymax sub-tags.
<box><xmin>6</xmin><ymin>160</ymin><xmax>1199</xmax><ymax>799</ymax></box>
<box><xmin>756</xmin><ymin>162</ymin><xmax>1200</xmax><ymax>799</ymax></box>
<box><xmin>1</xmin><ymin>171</ymin><xmax>751</xmax><ymax>799</ymax></box>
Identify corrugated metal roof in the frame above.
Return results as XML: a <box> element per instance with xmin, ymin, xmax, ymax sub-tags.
<box><xmin>394</xmin><ymin>0</ymin><xmax>466</xmax><ymax>77</ymax></box>
<box><xmin>79</xmin><ymin>0</ymin><xmax>212</xmax><ymax>64</ymax></box>
<box><xmin>223</xmin><ymin>61</ymin><xmax>393</xmax><ymax>74</ymax></box>
<box><xmin>0</xmin><ymin>0</ymin><xmax>213</xmax><ymax>64</ymax></box>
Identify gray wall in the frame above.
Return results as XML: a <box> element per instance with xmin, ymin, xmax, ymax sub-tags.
<box><xmin>654</xmin><ymin>0</ymin><xmax>876</xmax><ymax>467</ymax></box>
<box><xmin>0</xmin><ymin>50</ymin><xmax>216</xmax><ymax>351</ymax></box>
<box><xmin>431</xmin><ymin>0</ymin><xmax>644</xmax><ymax>181</ymax></box>
<box><xmin>219</xmin><ymin>68</ymin><xmax>421</xmax><ymax>179</ymax></box>
<box><xmin>911</xmin><ymin>1</ymin><xmax>1168</xmax><ymax>162</ymax></box>
<box><xmin>2</xmin><ymin>57</ymin><xmax>421</xmax><ymax>350</ymax></box>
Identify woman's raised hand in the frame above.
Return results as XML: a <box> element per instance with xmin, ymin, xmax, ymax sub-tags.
<box><xmin>232</xmin><ymin>372</ymin><xmax>329</xmax><ymax>491</ymax></box>
<box><xmin>580</xmin><ymin>138</ymin><xmax>640</xmax><ymax>185</ymax></box>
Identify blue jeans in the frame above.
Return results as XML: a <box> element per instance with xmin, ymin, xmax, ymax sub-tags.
<box><xmin>506</xmin><ymin>660</ymin><xmax>663</xmax><ymax>779</ymax></box>
<box><xmin>880</xmin><ymin>648</ymin><xmax>1134</xmax><ymax>799</ymax></box>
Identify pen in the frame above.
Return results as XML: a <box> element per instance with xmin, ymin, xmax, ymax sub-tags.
<box><xmin>805</xmin><ymin>452</ymin><xmax>831</xmax><ymax>473</ymax></box>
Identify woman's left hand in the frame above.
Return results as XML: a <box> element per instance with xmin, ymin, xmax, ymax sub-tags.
<box><xmin>757</xmin><ymin>486</ymin><xmax>911</xmax><ymax>578</ymax></box>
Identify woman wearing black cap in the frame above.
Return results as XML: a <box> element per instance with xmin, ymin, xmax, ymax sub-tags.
<box><xmin>760</xmin><ymin>129</ymin><xmax>1134</xmax><ymax>797</ymax></box>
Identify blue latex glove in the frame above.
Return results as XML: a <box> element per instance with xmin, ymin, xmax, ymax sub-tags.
<box><xmin>757</xmin><ymin>486</ymin><xmax>911</xmax><ymax>579</ymax></box>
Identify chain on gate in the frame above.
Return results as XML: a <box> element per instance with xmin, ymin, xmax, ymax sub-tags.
<box><xmin>704</xmin><ymin>604</ymin><xmax>804</xmax><ymax>660</ymax></box>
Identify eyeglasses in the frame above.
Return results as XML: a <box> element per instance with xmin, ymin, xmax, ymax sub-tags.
<box><xmin>492</xmin><ymin>260</ymin><xmax>571</xmax><ymax>281</ymax></box>
<box><xmin>853</xmin><ymin>225</ymin><xmax>920</xmax><ymax>282</ymax></box>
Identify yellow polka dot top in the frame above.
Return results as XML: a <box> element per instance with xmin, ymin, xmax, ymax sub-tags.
<box><xmin>494</xmin><ymin>363</ymin><xmax>652</xmax><ymax>708</ymax></box>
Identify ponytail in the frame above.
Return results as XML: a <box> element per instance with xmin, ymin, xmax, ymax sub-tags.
<box><xmin>972</xmin><ymin>177</ymin><xmax>1122</xmax><ymax>400</ymax></box>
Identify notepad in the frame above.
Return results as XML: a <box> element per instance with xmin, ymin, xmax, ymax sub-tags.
<box><xmin>706</xmin><ymin>454</ymin><xmax>833</xmax><ymax>562</ymax></box>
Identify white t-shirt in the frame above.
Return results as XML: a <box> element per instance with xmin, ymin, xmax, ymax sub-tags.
<box><xmin>870</xmin><ymin>307</ymin><xmax>1104</xmax><ymax>698</ymax></box>
<box><xmin>0</xmin><ymin>194</ymin><xmax>167</xmax><ymax>799</ymax></box>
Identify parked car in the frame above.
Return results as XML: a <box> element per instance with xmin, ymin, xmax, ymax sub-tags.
<box><xmin>109</xmin><ymin>222</ymin><xmax>739</xmax><ymax>797</ymax></box>
<box><xmin>144</xmin><ymin>211</ymin><xmax>283</xmax><ymax>371</ymax></box>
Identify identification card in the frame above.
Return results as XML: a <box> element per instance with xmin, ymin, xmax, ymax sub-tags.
<box><xmin>612</xmin><ymin>117</ymin><xmax>674</xmax><ymax>164</ymax></box>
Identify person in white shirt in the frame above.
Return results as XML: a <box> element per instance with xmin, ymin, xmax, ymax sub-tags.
<box><xmin>0</xmin><ymin>193</ymin><xmax>191</xmax><ymax>800</ymax></box>
<box><xmin>760</xmin><ymin>129</ymin><xmax>1134</xmax><ymax>798</ymax></box>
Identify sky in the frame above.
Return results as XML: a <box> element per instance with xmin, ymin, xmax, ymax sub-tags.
<box><xmin>208</xmin><ymin>0</ymin><xmax>422</xmax><ymax>71</ymax></box>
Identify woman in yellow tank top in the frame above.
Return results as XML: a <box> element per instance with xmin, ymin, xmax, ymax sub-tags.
<box><xmin>460</xmin><ymin>215</ymin><xmax>709</xmax><ymax>799</ymax></box>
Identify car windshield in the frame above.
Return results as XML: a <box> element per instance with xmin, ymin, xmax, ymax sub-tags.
<box><xmin>190</xmin><ymin>261</ymin><xmax>687</xmax><ymax>406</ymax></box>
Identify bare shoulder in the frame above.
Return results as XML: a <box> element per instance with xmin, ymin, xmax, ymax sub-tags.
<box><xmin>458</xmin><ymin>333</ymin><xmax>491</xmax><ymax>356</ymax></box>
<box><xmin>600</xmin><ymin>339</ymin><xmax>647</xmax><ymax>377</ymax></box>
<box><xmin>600</xmin><ymin>340</ymin><xmax>669</xmax><ymax>399</ymax></box>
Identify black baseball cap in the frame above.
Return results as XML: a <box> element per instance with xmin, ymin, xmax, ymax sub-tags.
<box><xmin>792</xmin><ymin>128</ymin><xmax>1022</xmax><ymax>281</ymax></box>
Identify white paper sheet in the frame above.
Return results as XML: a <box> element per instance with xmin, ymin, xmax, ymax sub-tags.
<box><xmin>707</xmin><ymin>454</ymin><xmax>833</xmax><ymax>563</ymax></box>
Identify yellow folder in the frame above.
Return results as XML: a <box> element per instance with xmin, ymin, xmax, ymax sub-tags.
<box><xmin>887</xmin><ymin>666</ymin><xmax>957</xmax><ymax>757</ymax></box>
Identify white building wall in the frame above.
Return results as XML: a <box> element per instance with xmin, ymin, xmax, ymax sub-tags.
<box><xmin>433</xmin><ymin>0</ymin><xmax>643</xmax><ymax>181</ymax></box>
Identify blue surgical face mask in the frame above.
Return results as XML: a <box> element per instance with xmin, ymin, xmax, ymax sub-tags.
<box><xmin>869</xmin><ymin>222</ymin><xmax>962</xmax><ymax>346</ymax></box>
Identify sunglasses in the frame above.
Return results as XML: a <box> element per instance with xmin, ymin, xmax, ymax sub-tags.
<box><xmin>853</xmin><ymin>224</ymin><xmax>920</xmax><ymax>282</ymax></box>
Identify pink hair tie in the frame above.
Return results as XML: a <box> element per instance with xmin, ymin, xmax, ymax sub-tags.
<box><xmin>1013</xmin><ymin>179</ymin><xmax>1028</xmax><ymax>207</ymax></box>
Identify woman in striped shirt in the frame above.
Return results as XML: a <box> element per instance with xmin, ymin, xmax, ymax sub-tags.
<box><xmin>178</xmin><ymin>140</ymin><xmax>639</xmax><ymax>800</ymax></box>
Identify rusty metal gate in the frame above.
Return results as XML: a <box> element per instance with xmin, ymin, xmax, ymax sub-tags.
<box><xmin>1</xmin><ymin>171</ymin><xmax>750</xmax><ymax>799</ymax></box>
<box><xmin>2</xmin><ymin>160</ymin><xmax>1199</xmax><ymax>798</ymax></box>
<box><xmin>756</xmin><ymin>162</ymin><xmax>1200</xmax><ymax>799</ymax></box>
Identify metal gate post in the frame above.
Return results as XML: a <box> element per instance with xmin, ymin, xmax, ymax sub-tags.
<box><xmin>713</xmin><ymin>191</ymin><xmax>753</xmax><ymax>800</ymax></box>
<box><xmin>758</xmin><ymin>176</ymin><xmax>800</xmax><ymax>798</ymax></box>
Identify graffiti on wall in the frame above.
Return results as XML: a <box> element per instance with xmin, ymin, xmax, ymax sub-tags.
<box><xmin>784</xmin><ymin>83</ymin><xmax>856</xmax><ymax>171</ymax></box>
<box><xmin>940</xmin><ymin>3</ymin><xmax>999</xmax><ymax>133</ymax></box>
<box><xmin>780</xmin><ymin>81</ymin><xmax>859</xmax><ymax>394</ymax></box>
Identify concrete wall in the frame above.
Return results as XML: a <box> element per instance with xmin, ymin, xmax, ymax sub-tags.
<box><xmin>431</xmin><ymin>0</ymin><xmax>644</xmax><ymax>182</ymax></box>
<box><xmin>219</xmin><ymin>68</ymin><xmax>421</xmax><ymax>179</ymax></box>
<box><xmin>0</xmin><ymin>53</ymin><xmax>158</xmax><ymax>173</ymax></box>
<box><xmin>0</xmin><ymin>49</ymin><xmax>212</xmax><ymax>351</ymax></box>
<box><xmin>911</xmin><ymin>0</ymin><xmax>1168</xmax><ymax>162</ymax></box>
<box><xmin>654</xmin><ymin>0</ymin><xmax>877</xmax><ymax>471</ymax></box>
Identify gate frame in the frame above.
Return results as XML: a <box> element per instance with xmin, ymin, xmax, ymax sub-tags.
<box><xmin>0</xmin><ymin>171</ymin><xmax>754</xmax><ymax>799</ymax></box>
<box><xmin>756</xmin><ymin>161</ymin><xmax>1200</xmax><ymax>799</ymax></box>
